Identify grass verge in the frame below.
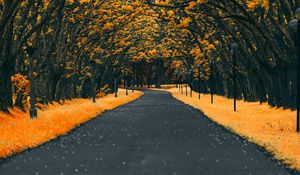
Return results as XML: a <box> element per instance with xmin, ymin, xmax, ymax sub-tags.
<box><xmin>163</xmin><ymin>86</ymin><xmax>300</xmax><ymax>170</ymax></box>
<box><xmin>0</xmin><ymin>89</ymin><xmax>143</xmax><ymax>159</ymax></box>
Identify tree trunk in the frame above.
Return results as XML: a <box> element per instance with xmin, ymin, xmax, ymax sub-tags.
<box><xmin>0</xmin><ymin>67</ymin><xmax>13</xmax><ymax>112</ymax></box>
<box><xmin>14</xmin><ymin>91</ymin><xmax>25</xmax><ymax>110</ymax></box>
<box><xmin>155</xmin><ymin>59</ymin><xmax>163</xmax><ymax>88</ymax></box>
<box><xmin>0</xmin><ymin>18</ymin><xmax>14</xmax><ymax>112</ymax></box>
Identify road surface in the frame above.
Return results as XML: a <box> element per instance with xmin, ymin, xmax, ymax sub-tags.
<box><xmin>0</xmin><ymin>90</ymin><xmax>293</xmax><ymax>175</ymax></box>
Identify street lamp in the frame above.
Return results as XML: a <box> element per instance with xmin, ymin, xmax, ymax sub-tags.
<box><xmin>26</xmin><ymin>46</ymin><xmax>38</xmax><ymax>119</ymax></box>
<box><xmin>114</xmin><ymin>72</ymin><xmax>118</xmax><ymax>98</ymax></box>
<box><xmin>174</xmin><ymin>70</ymin><xmax>179</xmax><ymax>89</ymax></box>
<box><xmin>131</xmin><ymin>77</ymin><xmax>134</xmax><ymax>92</ymax></box>
<box><xmin>185</xmin><ymin>72</ymin><xmax>188</xmax><ymax>96</ymax></box>
<box><xmin>89</xmin><ymin>60</ymin><xmax>96</xmax><ymax>103</ymax></box>
<box><xmin>196</xmin><ymin>64</ymin><xmax>202</xmax><ymax>99</ymax></box>
<box><xmin>210</xmin><ymin>59</ymin><xmax>215</xmax><ymax>104</ymax></box>
<box><xmin>189</xmin><ymin>68</ymin><xmax>193</xmax><ymax>97</ymax></box>
<box><xmin>230</xmin><ymin>43</ymin><xmax>239</xmax><ymax>111</ymax></box>
<box><xmin>179</xmin><ymin>72</ymin><xmax>183</xmax><ymax>94</ymax></box>
<box><xmin>288</xmin><ymin>7</ymin><xmax>300</xmax><ymax>132</ymax></box>
<box><xmin>125</xmin><ymin>78</ymin><xmax>128</xmax><ymax>96</ymax></box>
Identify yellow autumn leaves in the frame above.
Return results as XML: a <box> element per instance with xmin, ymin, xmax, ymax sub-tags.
<box><xmin>179</xmin><ymin>18</ymin><xmax>191</xmax><ymax>28</ymax></box>
<box><xmin>154</xmin><ymin>0</ymin><xmax>269</xmax><ymax>11</ymax></box>
<box><xmin>67</xmin><ymin>0</ymin><xmax>90</xmax><ymax>4</ymax></box>
<box><xmin>247</xmin><ymin>0</ymin><xmax>269</xmax><ymax>10</ymax></box>
<box><xmin>61</xmin><ymin>0</ymin><xmax>270</xmax><ymax>74</ymax></box>
<box><xmin>123</xmin><ymin>5</ymin><xmax>134</xmax><ymax>11</ymax></box>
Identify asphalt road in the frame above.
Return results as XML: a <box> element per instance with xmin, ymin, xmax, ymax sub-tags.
<box><xmin>0</xmin><ymin>90</ymin><xmax>294</xmax><ymax>175</ymax></box>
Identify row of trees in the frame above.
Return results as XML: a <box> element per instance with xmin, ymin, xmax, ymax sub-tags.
<box><xmin>0</xmin><ymin>0</ymin><xmax>299</xmax><ymax>112</ymax></box>
<box><xmin>145</xmin><ymin>0</ymin><xmax>299</xmax><ymax>109</ymax></box>
<box><xmin>0</xmin><ymin>0</ymin><xmax>173</xmax><ymax>112</ymax></box>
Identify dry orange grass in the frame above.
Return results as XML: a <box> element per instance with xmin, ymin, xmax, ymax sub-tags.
<box><xmin>0</xmin><ymin>89</ymin><xmax>143</xmax><ymax>159</ymax></box>
<box><xmin>165</xmin><ymin>86</ymin><xmax>300</xmax><ymax>170</ymax></box>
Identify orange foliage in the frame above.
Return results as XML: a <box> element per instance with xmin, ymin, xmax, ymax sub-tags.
<box><xmin>164</xmin><ymin>86</ymin><xmax>300</xmax><ymax>170</ymax></box>
<box><xmin>0</xmin><ymin>89</ymin><xmax>143</xmax><ymax>158</ymax></box>
<box><xmin>11</xmin><ymin>74</ymin><xmax>29</xmax><ymax>96</ymax></box>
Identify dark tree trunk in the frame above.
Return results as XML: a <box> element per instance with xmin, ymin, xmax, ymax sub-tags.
<box><xmin>0</xmin><ymin>67</ymin><xmax>13</xmax><ymax>112</ymax></box>
<box><xmin>0</xmin><ymin>19</ymin><xmax>14</xmax><ymax>112</ymax></box>
<box><xmin>14</xmin><ymin>91</ymin><xmax>25</xmax><ymax>110</ymax></box>
<box><xmin>81</xmin><ymin>78</ymin><xmax>92</xmax><ymax>98</ymax></box>
<box><xmin>155</xmin><ymin>59</ymin><xmax>163</xmax><ymax>88</ymax></box>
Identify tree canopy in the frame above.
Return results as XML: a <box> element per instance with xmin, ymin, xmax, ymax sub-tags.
<box><xmin>0</xmin><ymin>0</ymin><xmax>298</xmax><ymax>112</ymax></box>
